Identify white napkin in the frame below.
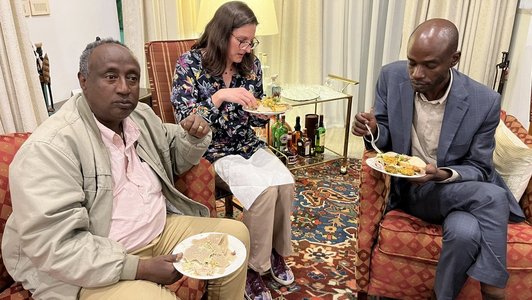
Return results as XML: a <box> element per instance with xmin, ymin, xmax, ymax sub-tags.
<box><xmin>213</xmin><ymin>148</ymin><xmax>294</xmax><ymax>210</ymax></box>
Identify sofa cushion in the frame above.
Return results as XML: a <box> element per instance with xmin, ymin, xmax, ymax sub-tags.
<box><xmin>378</xmin><ymin>210</ymin><xmax>532</xmax><ymax>269</ymax></box>
<box><xmin>493</xmin><ymin>119</ymin><xmax>532</xmax><ymax>201</ymax></box>
<box><xmin>0</xmin><ymin>133</ymin><xmax>31</xmax><ymax>293</ymax></box>
<box><xmin>0</xmin><ymin>282</ymin><xmax>32</xmax><ymax>299</ymax></box>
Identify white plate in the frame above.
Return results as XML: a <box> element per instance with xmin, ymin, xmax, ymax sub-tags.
<box><xmin>173</xmin><ymin>232</ymin><xmax>246</xmax><ymax>280</ymax></box>
<box><xmin>366</xmin><ymin>157</ymin><xmax>425</xmax><ymax>178</ymax></box>
<box><xmin>243</xmin><ymin>103</ymin><xmax>292</xmax><ymax>116</ymax></box>
<box><xmin>281</xmin><ymin>86</ymin><xmax>319</xmax><ymax>101</ymax></box>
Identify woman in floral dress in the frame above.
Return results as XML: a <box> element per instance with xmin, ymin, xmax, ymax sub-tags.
<box><xmin>170</xmin><ymin>2</ymin><xmax>295</xmax><ymax>300</ymax></box>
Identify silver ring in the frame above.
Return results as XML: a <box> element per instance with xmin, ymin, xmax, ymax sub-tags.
<box><xmin>198</xmin><ymin>125</ymin><xmax>204</xmax><ymax>130</ymax></box>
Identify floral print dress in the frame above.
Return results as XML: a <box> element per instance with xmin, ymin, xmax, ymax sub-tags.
<box><xmin>171</xmin><ymin>49</ymin><xmax>269</xmax><ymax>163</ymax></box>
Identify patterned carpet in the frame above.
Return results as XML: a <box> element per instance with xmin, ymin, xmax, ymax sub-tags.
<box><xmin>217</xmin><ymin>158</ymin><xmax>361</xmax><ymax>300</ymax></box>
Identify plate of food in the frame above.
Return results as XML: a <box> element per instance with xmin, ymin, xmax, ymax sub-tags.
<box><xmin>173</xmin><ymin>232</ymin><xmax>246</xmax><ymax>280</ymax></box>
<box><xmin>243</xmin><ymin>97</ymin><xmax>292</xmax><ymax>115</ymax></box>
<box><xmin>366</xmin><ymin>152</ymin><xmax>427</xmax><ymax>178</ymax></box>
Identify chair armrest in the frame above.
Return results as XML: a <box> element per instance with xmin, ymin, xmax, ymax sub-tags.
<box><xmin>355</xmin><ymin>150</ymin><xmax>390</xmax><ymax>291</ymax></box>
<box><xmin>174</xmin><ymin>158</ymin><xmax>217</xmax><ymax>217</ymax></box>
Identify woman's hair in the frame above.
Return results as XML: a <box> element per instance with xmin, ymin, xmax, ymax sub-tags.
<box><xmin>193</xmin><ymin>1</ymin><xmax>258</xmax><ymax>76</ymax></box>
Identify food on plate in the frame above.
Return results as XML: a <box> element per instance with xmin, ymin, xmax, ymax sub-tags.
<box><xmin>246</xmin><ymin>97</ymin><xmax>289</xmax><ymax>112</ymax></box>
<box><xmin>181</xmin><ymin>233</ymin><xmax>236</xmax><ymax>276</ymax></box>
<box><xmin>376</xmin><ymin>152</ymin><xmax>426</xmax><ymax>176</ymax></box>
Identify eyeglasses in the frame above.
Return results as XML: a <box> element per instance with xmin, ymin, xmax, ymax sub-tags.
<box><xmin>231</xmin><ymin>34</ymin><xmax>260</xmax><ymax>50</ymax></box>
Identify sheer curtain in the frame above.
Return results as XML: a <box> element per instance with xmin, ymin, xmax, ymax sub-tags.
<box><xmin>122</xmin><ymin>0</ymin><xmax>201</xmax><ymax>88</ymax></box>
<box><xmin>0</xmin><ymin>0</ymin><xmax>48</xmax><ymax>134</ymax></box>
<box><xmin>255</xmin><ymin>0</ymin><xmax>405</xmax><ymax>128</ymax></box>
<box><xmin>322</xmin><ymin>0</ymin><xmax>405</xmax><ymax>127</ymax></box>
<box><xmin>400</xmin><ymin>0</ymin><xmax>518</xmax><ymax>86</ymax></box>
<box><xmin>317</xmin><ymin>0</ymin><xmax>517</xmax><ymax>127</ymax></box>
<box><xmin>503</xmin><ymin>4</ymin><xmax>532</xmax><ymax>130</ymax></box>
<box><xmin>124</xmin><ymin>0</ymin><xmax>519</xmax><ymax>126</ymax></box>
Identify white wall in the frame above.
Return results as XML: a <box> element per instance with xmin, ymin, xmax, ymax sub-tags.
<box><xmin>25</xmin><ymin>0</ymin><xmax>120</xmax><ymax>103</ymax></box>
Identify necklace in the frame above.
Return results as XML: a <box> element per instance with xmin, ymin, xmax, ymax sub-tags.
<box><xmin>224</xmin><ymin>67</ymin><xmax>233</xmax><ymax>75</ymax></box>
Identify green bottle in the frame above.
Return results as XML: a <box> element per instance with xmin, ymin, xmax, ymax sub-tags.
<box><xmin>315</xmin><ymin>115</ymin><xmax>326</xmax><ymax>154</ymax></box>
<box><xmin>271</xmin><ymin>115</ymin><xmax>281</xmax><ymax>149</ymax></box>
<box><xmin>274</xmin><ymin>115</ymin><xmax>289</xmax><ymax>152</ymax></box>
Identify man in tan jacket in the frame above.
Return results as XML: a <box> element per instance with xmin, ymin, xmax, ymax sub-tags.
<box><xmin>1</xmin><ymin>38</ymin><xmax>249</xmax><ymax>300</ymax></box>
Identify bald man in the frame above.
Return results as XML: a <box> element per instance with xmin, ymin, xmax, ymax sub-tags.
<box><xmin>352</xmin><ymin>19</ymin><xmax>525</xmax><ymax>299</ymax></box>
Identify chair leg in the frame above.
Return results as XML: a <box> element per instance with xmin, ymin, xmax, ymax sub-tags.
<box><xmin>224</xmin><ymin>195</ymin><xmax>234</xmax><ymax>218</ymax></box>
<box><xmin>357</xmin><ymin>291</ymin><xmax>368</xmax><ymax>300</ymax></box>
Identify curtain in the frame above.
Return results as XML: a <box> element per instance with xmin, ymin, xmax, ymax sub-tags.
<box><xmin>258</xmin><ymin>0</ymin><xmax>323</xmax><ymax>86</ymax></box>
<box><xmin>122</xmin><ymin>0</ymin><xmax>201</xmax><ymax>88</ymax></box>
<box><xmin>502</xmin><ymin>5</ymin><xmax>532</xmax><ymax>131</ymax></box>
<box><xmin>322</xmin><ymin>0</ymin><xmax>406</xmax><ymax>126</ymax></box>
<box><xmin>256</xmin><ymin>0</ymin><xmax>405</xmax><ymax>129</ymax></box>
<box><xmin>0</xmin><ymin>0</ymin><xmax>48</xmax><ymax>134</ymax></box>
<box><xmin>400</xmin><ymin>0</ymin><xmax>518</xmax><ymax>87</ymax></box>
<box><xmin>126</xmin><ymin>0</ymin><xmax>519</xmax><ymax>128</ymax></box>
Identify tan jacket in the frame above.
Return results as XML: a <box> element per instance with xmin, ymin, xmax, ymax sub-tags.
<box><xmin>1</xmin><ymin>94</ymin><xmax>211</xmax><ymax>299</ymax></box>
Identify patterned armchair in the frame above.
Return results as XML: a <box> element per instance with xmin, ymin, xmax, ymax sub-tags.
<box><xmin>145</xmin><ymin>39</ymin><xmax>239</xmax><ymax>217</ymax></box>
<box><xmin>0</xmin><ymin>133</ymin><xmax>216</xmax><ymax>299</ymax></box>
<box><xmin>355</xmin><ymin>114</ymin><xmax>532</xmax><ymax>300</ymax></box>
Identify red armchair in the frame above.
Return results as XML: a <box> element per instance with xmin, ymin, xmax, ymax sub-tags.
<box><xmin>144</xmin><ymin>39</ymin><xmax>240</xmax><ymax>217</ymax></box>
<box><xmin>0</xmin><ymin>133</ymin><xmax>216</xmax><ymax>299</ymax></box>
<box><xmin>355</xmin><ymin>114</ymin><xmax>532</xmax><ymax>299</ymax></box>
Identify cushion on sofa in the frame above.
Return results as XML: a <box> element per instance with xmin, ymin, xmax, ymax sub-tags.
<box><xmin>493</xmin><ymin>120</ymin><xmax>532</xmax><ymax>201</ymax></box>
<box><xmin>0</xmin><ymin>133</ymin><xmax>32</xmax><ymax>293</ymax></box>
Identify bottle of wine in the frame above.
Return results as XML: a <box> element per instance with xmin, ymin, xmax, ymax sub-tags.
<box><xmin>274</xmin><ymin>115</ymin><xmax>289</xmax><ymax>152</ymax></box>
<box><xmin>315</xmin><ymin>115</ymin><xmax>326</xmax><ymax>154</ymax></box>
<box><xmin>271</xmin><ymin>115</ymin><xmax>281</xmax><ymax>149</ymax></box>
<box><xmin>293</xmin><ymin>116</ymin><xmax>302</xmax><ymax>142</ymax></box>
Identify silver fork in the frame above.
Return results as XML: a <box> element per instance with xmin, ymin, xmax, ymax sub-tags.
<box><xmin>365</xmin><ymin>123</ymin><xmax>382</xmax><ymax>154</ymax></box>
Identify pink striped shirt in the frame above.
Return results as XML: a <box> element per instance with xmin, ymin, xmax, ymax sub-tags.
<box><xmin>95</xmin><ymin>117</ymin><xmax>166</xmax><ymax>252</ymax></box>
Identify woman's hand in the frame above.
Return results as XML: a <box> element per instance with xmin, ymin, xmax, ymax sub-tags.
<box><xmin>180</xmin><ymin>114</ymin><xmax>210</xmax><ymax>139</ymax></box>
<box><xmin>136</xmin><ymin>254</ymin><xmax>183</xmax><ymax>285</ymax></box>
<box><xmin>211</xmin><ymin>87</ymin><xmax>258</xmax><ymax>108</ymax></box>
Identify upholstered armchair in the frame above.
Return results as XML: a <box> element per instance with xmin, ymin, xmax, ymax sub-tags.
<box><xmin>355</xmin><ymin>114</ymin><xmax>532</xmax><ymax>299</ymax></box>
<box><xmin>0</xmin><ymin>133</ymin><xmax>216</xmax><ymax>299</ymax></box>
<box><xmin>144</xmin><ymin>39</ymin><xmax>239</xmax><ymax>217</ymax></box>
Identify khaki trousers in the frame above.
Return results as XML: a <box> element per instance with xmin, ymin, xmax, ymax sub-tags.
<box><xmin>79</xmin><ymin>215</ymin><xmax>250</xmax><ymax>300</ymax></box>
<box><xmin>245</xmin><ymin>183</ymin><xmax>294</xmax><ymax>273</ymax></box>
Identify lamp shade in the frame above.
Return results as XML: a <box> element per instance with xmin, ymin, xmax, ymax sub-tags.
<box><xmin>195</xmin><ymin>0</ymin><xmax>279</xmax><ymax>36</ymax></box>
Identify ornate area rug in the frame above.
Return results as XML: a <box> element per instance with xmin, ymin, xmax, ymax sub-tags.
<box><xmin>216</xmin><ymin>158</ymin><xmax>361</xmax><ymax>300</ymax></box>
